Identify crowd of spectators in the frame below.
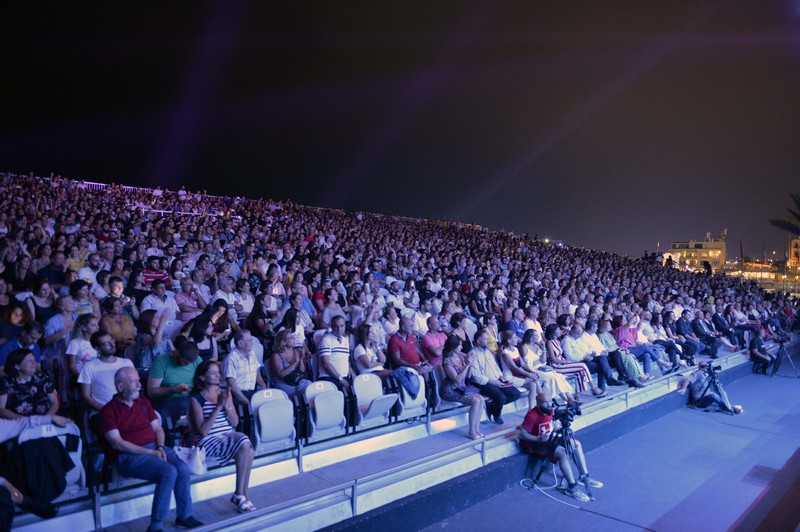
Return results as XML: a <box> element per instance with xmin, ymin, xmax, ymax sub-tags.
<box><xmin>0</xmin><ymin>171</ymin><xmax>797</xmax><ymax>524</ymax></box>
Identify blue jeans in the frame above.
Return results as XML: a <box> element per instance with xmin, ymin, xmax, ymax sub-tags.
<box><xmin>116</xmin><ymin>443</ymin><xmax>192</xmax><ymax>530</ymax></box>
<box><xmin>628</xmin><ymin>345</ymin><xmax>654</xmax><ymax>374</ymax></box>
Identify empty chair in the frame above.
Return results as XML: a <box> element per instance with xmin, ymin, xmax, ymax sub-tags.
<box><xmin>18</xmin><ymin>422</ymin><xmax>86</xmax><ymax>501</ymax></box>
<box><xmin>303</xmin><ymin>381</ymin><xmax>347</xmax><ymax>443</ymax></box>
<box><xmin>352</xmin><ymin>373</ymin><xmax>398</xmax><ymax>430</ymax></box>
<box><xmin>250</xmin><ymin>389</ymin><xmax>297</xmax><ymax>454</ymax></box>
<box><xmin>393</xmin><ymin>368</ymin><xmax>427</xmax><ymax>421</ymax></box>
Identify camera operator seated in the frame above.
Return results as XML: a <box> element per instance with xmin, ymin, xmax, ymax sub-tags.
<box><xmin>748</xmin><ymin>328</ymin><xmax>774</xmax><ymax>375</ymax></box>
<box><xmin>518</xmin><ymin>392</ymin><xmax>603</xmax><ymax>502</ymax></box>
<box><xmin>677</xmin><ymin>361</ymin><xmax>732</xmax><ymax>412</ymax></box>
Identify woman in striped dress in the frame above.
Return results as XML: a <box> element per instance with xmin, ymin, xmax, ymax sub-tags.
<box><xmin>189</xmin><ymin>360</ymin><xmax>256</xmax><ymax>513</ymax></box>
<box><xmin>544</xmin><ymin>324</ymin><xmax>602</xmax><ymax>397</ymax></box>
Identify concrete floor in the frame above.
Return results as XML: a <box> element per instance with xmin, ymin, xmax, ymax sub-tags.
<box><xmin>422</xmin><ymin>371</ymin><xmax>800</xmax><ymax>531</ymax></box>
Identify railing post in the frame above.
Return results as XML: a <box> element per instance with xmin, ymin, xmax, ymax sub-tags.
<box><xmin>351</xmin><ymin>480</ymin><xmax>358</xmax><ymax>516</ymax></box>
<box><xmin>92</xmin><ymin>490</ymin><xmax>102</xmax><ymax>530</ymax></box>
<box><xmin>298</xmin><ymin>440</ymin><xmax>304</xmax><ymax>473</ymax></box>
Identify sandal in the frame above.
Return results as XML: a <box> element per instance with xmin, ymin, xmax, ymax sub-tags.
<box><xmin>231</xmin><ymin>494</ymin><xmax>257</xmax><ymax>513</ymax></box>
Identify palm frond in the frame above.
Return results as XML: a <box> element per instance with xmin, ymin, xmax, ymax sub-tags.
<box><xmin>769</xmin><ymin>218</ymin><xmax>800</xmax><ymax>235</ymax></box>
<box><xmin>791</xmin><ymin>193</ymin><xmax>800</xmax><ymax>211</ymax></box>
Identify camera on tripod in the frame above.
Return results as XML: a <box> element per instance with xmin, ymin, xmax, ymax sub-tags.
<box><xmin>703</xmin><ymin>363</ymin><xmax>722</xmax><ymax>376</ymax></box>
<box><xmin>552</xmin><ymin>398</ymin><xmax>581</xmax><ymax>427</ymax></box>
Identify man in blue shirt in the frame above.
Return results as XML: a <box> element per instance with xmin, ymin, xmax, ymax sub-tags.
<box><xmin>0</xmin><ymin>322</ymin><xmax>44</xmax><ymax>376</ymax></box>
<box><xmin>505</xmin><ymin>308</ymin><xmax>527</xmax><ymax>340</ymax></box>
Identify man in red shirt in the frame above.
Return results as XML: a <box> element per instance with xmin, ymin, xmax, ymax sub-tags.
<box><xmin>518</xmin><ymin>393</ymin><xmax>602</xmax><ymax>502</ymax></box>
<box><xmin>100</xmin><ymin>367</ymin><xmax>202</xmax><ymax>531</ymax></box>
<box><xmin>388</xmin><ymin>318</ymin><xmax>432</xmax><ymax>375</ymax></box>
<box><xmin>142</xmin><ymin>256</ymin><xmax>171</xmax><ymax>288</ymax></box>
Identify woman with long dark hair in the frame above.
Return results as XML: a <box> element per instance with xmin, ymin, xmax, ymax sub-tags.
<box><xmin>189</xmin><ymin>360</ymin><xmax>255</xmax><ymax>513</ymax></box>
<box><xmin>188</xmin><ymin>315</ymin><xmax>219</xmax><ymax>362</ymax></box>
<box><xmin>440</xmin><ymin>335</ymin><xmax>484</xmax><ymax>440</ymax></box>
<box><xmin>519</xmin><ymin>328</ymin><xmax>579</xmax><ymax>403</ymax></box>
<box><xmin>544</xmin><ymin>324</ymin><xmax>603</xmax><ymax>397</ymax></box>
<box><xmin>353</xmin><ymin>323</ymin><xmax>389</xmax><ymax>378</ymax></box>
<box><xmin>25</xmin><ymin>277</ymin><xmax>56</xmax><ymax>324</ymax></box>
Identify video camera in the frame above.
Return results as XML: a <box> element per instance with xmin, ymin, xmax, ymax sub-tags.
<box><xmin>703</xmin><ymin>363</ymin><xmax>722</xmax><ymax>377</ymax></box>
<box><xmin>552</xmin><ymin>398</ymin><xmax>581</xmax><ymax>428</ymax></box>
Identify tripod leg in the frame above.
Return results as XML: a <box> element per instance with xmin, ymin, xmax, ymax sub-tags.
<box><xmin>771</xmin><ymin>347</ymin><xmax>783</xmax><ymax>376</ymax></box>
<box><xmin>564</xmin><ymin>431</ymin><xmax>594</xmax><ymax>500</ymax></box>
<box><xmin>714</xmin><ymin>381</ymin><xmax>734</xmax><ymax>414</ymax></box>
<box><xmin>778</xmin><ymin>346</ymin><xmax>800</xmax><ymax>378</ymax></box>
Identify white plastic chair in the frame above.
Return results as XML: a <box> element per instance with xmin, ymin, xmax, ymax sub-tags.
<box><xmin>352</xmin><ymin>373</ymin><xmax>398</xmax><ymax>430</ymax></box>
<box><xmin>394</xmin><ymin>368</ymin><xmax>428</xmax><ymax>421</ymax></box>
<box><xmin>303</xmin><ymin>381</ymin><xmax>346</xmax><ymax>443</ymax></box>
<box><xmin>250</xmin><ymin>389</ymin><xmax>296</xmax><ymax>454</ymax></box>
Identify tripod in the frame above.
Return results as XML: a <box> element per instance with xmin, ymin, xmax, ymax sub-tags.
<box><xmin>530</xmin><ymin>411</ymin><xmax>595</xmax><ymax>500</ymax></box>
<box><xmin>771</xmin><ymin>339</ymin><xmax>800</xmax><ymax>378</ymax></box>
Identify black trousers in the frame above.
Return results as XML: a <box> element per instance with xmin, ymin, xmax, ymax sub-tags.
<box><xmin>0</xmin><ymin>488</ymin><xmax>13</xmax><ymax>531</ymax></box>
<box><xmin>584</xmin><ymin>356</ymin><xmax>614</xmax><ymax>388</ymax></box>
<box><xmin>477</xmin><ymin>383</ymin><xmax>521</xmax><ymax>418</ymax></box>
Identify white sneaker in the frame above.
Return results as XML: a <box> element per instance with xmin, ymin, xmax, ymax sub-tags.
<box><xmin>565</xmin><ymin>485</ymin><xmax>590</xmax><ymax>502</ymax></box>
<box><xmin>579</xmin><ymin>475</ymin><xmax>604</xmax><ymax>488</ymax></box>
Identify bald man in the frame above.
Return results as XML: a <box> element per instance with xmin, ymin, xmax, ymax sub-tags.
<box><xmin>518</xmin><ymin>393</ymin><xmax>603</xmax><ymax>502</ymax></box>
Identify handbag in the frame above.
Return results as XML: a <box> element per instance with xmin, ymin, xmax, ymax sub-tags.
<box><xmin>284</xmin><ymin>367</ymin><xmax>306</xmax><ymax>386</ymax></box>
<box><xmin>173</xmin><ymin>431</ymin><xmax>207</xmax><ymax>475</ymax></box>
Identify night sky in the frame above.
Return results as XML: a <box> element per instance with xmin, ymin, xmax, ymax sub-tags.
<box><xmin>3</xmin><ymin>2</ymin><xmax>800</xmax><ymax>258</ymax></box>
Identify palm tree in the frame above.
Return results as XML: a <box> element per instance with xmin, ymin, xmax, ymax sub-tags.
<box><xmin>769</xmin><ymin>193</ymin><xmax>800</xmax><ymax>236</ymax></box>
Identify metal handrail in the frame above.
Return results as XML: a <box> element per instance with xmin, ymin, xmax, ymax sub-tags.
<box><xmin>194</xmin><ymin>479</ymin><xmax>358</xmax><ymax>532</ymax></box>
<box><xmin>195</xmin><ymin>426</ymin><xmax>522</xmax><ymax>532</ymax></box>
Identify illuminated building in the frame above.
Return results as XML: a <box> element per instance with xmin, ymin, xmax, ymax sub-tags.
<box><xmin>665</xmin><ymin>230</ymin><xmax>727</xmax><ymax>271</ymax></box>
<box><xmin>788</xmin><ymin>238</ymin><xmax>800</xmax><ymax>269</ymax></box>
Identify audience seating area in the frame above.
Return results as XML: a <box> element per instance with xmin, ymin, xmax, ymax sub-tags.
<box><xmin>0</xmin><ymin>171</ymin><xmax>797</xmax><ymax>530</ymax></box>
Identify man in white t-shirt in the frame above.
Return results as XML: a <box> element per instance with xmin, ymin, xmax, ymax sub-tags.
<box><xmin>78</xmin><ymin>331</ymin><xmax>134</xmax><ymax>412</ymax></box>
<box><xmin>319</xmin><ymin>316</ymin><xmax>354</xmax><ymax>390</ymax></box>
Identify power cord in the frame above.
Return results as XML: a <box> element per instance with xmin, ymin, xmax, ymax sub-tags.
<box><xmin>519</xmin><ymin>465</ymin><xmax>657</xmax><ymax>531</ymax></box>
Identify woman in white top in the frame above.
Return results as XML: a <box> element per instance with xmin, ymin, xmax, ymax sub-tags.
<box><xmin>363</xmin><ymin>304</ymin><xmax>388</xmax><ymax>350</ymax></box>
<box><xmin>353</xmin><ymin>324</ymin><xmax>390</xmax><ymax>379</ymax></box>
<box><xmin>382</xmin><ymin>305</ymin><xmax>400</xmax><ymax>337</ymax></box>
<box><xmin>403</xmin><ymin>279</ymin><xmax>420</xmax><ymax>312</ymax></box>
<box><xmin>519</xmin><ymin>329</ymin><xmax>578</xmax><ymax>404</ymax></box>
<box><xmin>497</xmin><ymin>331</ymin><xmax>538</xmax><ymax>410</ymax></box>
<box><xmin>66</xmin><ymin>314</ymin><xmax>100</xmax><ymax>377</ymax></box>
<box><xmin>233</xmin><ymin>279</ymin><xmax>255</xmax><ymax>322</ymax></box>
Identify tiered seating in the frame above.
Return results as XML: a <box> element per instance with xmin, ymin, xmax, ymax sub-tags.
<box><xmin>1</xmin><ymin>171</ymin><xmax>796</xmax><ymax>531</ymax></box>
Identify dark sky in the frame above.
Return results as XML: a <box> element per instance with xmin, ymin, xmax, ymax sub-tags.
<box><xmin>3</xmin><ymin>1</ymin><xmax>800</xmax><ymax>258</ymax></box>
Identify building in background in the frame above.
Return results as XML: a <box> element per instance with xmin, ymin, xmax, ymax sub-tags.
<box><xmin>788</xmin><ymin>238</ymin><xmax>800</xmax><ymax>269</ymax></box>
<box><xmin>665</xmin><ymin>230</ymin><xmax>727</xmax><ymax>272</ymax></box>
